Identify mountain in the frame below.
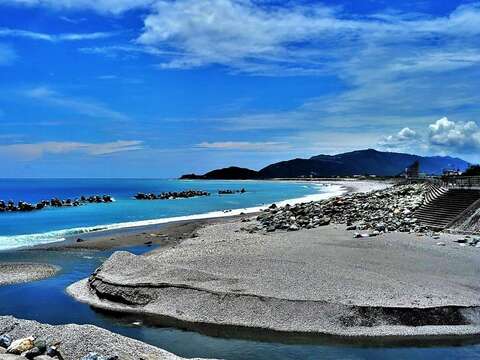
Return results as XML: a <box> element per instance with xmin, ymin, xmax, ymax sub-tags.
<box><xmin>180</xmin><ymin>149</ymin><xmax>470</xmax><ymax>179</ymax></box>
<box><xmin>180</xmin><ymin>166</ymin><xmax>260</xmax><ymax>180</ymax></box>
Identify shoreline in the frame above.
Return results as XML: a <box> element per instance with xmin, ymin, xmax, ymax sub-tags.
<box><xmin>6</xmin><ymin>179</ymin><xmax>388</xmax><ymax>252</ymax></box>
<box><xmin>66</xmin><ymin>181</ymin><xmax>480</xmax><ymax>341</ymax></box>
<box><xmin>0</xmin><ymin>315</ymin><xmax>209</xmax><ymax>360</ymax></box>
<box><xmin>0</xmin><ymin>180</ymin><xmax>350</xmax><ymax>252</ymax></box>
<box><xmin>67</xmin><ymin>219</ymin><xmax>480</xmax><ymax>340</ymax></box>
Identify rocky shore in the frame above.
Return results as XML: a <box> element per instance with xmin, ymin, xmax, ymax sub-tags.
<box><xmin>0</xmin><ymin>316</ymin><xmax>208</xmax><ymax>360</ymax></box>
<box><xmin>134</xmin><ymin>190</ymin><xmax>209</xmax><ymax>200</ymax></box>
<box><xmin>255</xmin><ymin>183</ymin><xmax>428</xmax><ymax>234</ymax></box>
<box><xmin>0</xmin><ymin>196</ymin><xmax>113</xmax><ymax>213</ymax></box>
<box><xmin>0</xmin><ymin>263</ymin><xmax>59</xmax><ymax>286</ymax></box>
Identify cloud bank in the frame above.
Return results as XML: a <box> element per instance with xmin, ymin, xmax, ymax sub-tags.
<box><xmin>24</xmin><ymin>86</ymin><xmax>129</xmax><ymax>121</ymax></box>
<box><xmin>381</xmin><ymin>117</ymin><xmax>480</xmax><ymax>155</ymax></box>
<box><xmin>0</xmin><ymin>28</ymin><xmax>116</xmax><ymax>42</ymax></box>
<box><xmin>0</xmin><ymin>140</ymin><xmax>144</xmax><ymax>160</ymax></box>
<box><xmin>0</xmin><ymin>0</ymin><xmax>154</xmax><ymax>14</ymax></box>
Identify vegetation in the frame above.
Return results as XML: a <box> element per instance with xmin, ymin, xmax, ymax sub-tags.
<box><xmin>463</xmin><ymin>165</ymin><xmax>480</xmax><ymax>176</ymax></box>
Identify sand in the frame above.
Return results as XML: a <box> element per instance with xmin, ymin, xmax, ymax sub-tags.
<box><xmin>0</xmin><ymin>263</ymin><xmax>59</xmax><ymax>286</ymax></box>
<box><xmin>68</xmin><ymin>218</ymin><xmax>480</xmax><ymax>339</ymax></box>
<box><xmin>0</xmin><ymin>316</ymin><xmax>210</xmax><ymax>360</ymax></box>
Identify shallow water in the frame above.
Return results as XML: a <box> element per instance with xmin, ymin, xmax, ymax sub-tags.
<box><xmin>0</xmin><ymin>247</ymin><xmax>479</xmax><ymax>360</ymax></box>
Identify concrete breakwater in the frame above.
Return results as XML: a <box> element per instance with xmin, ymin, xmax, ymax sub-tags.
<box><xmin>134</xmin><ymin>190</ymin><xmax>210</xmax><ymax>200</ymax></box>
<box><xmin>0</xmin><ymin>195</ymin><xmax>113</xmax><ymax>213</ymax></box>
<box><xmin>218</xmin><ymin>188</ymin><xmax>246</xmax><ymax>195</ymax></box>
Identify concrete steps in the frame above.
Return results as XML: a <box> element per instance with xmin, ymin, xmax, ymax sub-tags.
<box><xmin>415</xmin><ymin>189</ymin><xmax>480</xmax><ymax>230</ymax></box>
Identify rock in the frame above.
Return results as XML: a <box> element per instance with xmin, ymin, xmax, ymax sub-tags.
<box><xmin>76</xmin><ymin>238</ymin><xmax>85</xmax><ymax>243</ymax></box>
<box><xmin>23</xmin><ymin>346</ymin><xmax>43</xmax><ymax>359</ymax></box>
<box><xmin>254</xmin><ymin>183</ymin><xmax>430</xmax><ymax>235</ymax></box>
<box><xmin>289</xmin><ymin>224</ymin><xmax>299</xmax><ymax>231</ymax></box>
<box><xmin>436</xmin><ymin>242</ymin><xmax>446</xmax><ymax>246</ymax></box>
<box><xmin>46</xmin><ymin>345</ymin><xmax>59</xmax><ymax>357</ymax></box>
<box><xmin>354</xmin><ymin>232</ymin><xmax>369</xmax><ymax>238</ymax></box>
<box><xmin>0</xmin><ymin>335</ymin><xmax>12</xmax><ymax>349</ymax></box>
<box><xmin>467</xmin><ymin>238</ymin><xmax>479</xmax><ymax>246</ymax></box>
<box><xmin>135</xmin><ymin>190</ymin><xmax>210</xmax><ymax>201</ymax></box>
<box><xmin>33</xmin><ymin>340</ymin><xmax>46</xmax><ymax>353</ymax></box>
<box><xmin>6</xmin><ymin>336</ymin><xmax>35</xmax><ymax>354</ymax></box>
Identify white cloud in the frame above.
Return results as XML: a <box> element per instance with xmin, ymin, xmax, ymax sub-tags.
<box><xmin>196</xmin><ymin>141</ymin><xmax>289</xmax><ymax>151</ymax></box>
<box><xmin>0</xmin><ymin>28</ymin><xmax>116</xmax><ymax>42</ymax></box>
<box><xmin>379</xmin><ymin>127</ymin><xmax>420</xmax><ymax>150</ymax></box>
<box><xmin>0</xmin><ymin>140</ymin><xmax>144</xmax><ymax>160</ymax></box>
<box><xmin>59</xmin><ymin>16</ymin><xmax>87</xmax><ymax>24</ymax></box>
<box><xmin>24</xmin><ymin>86</ymin><xmax>128</xmax><ymax>121</ymax></box>
<box><xmin>0</xmin><ymin>0</ymin><xmax>154</xmax><ymax>14</ymax></box>
<box><xmin>428</xmin><ymin>117</ymin><xmax>480</xmax><ymax>152</ymax></box>
<box><xmin>129</xmin><ymin>0</ymin><xmax>480</xmax><ymax>75</ymax></box>
<box><xmin>0</xmin><ymin>43</ymin><xmax>16</xmax><ymax>65</ymax></box>
<box><xmin>380</xmin><ymin>117</ymin><xmax>480</xmax><ymax>155</ymax></box>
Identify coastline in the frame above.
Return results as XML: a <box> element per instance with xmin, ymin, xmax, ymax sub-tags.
<box><xmin>11</xmin><ymin>179</ymin><xmax>387</xmax><ymax>252</ymax></box>
<box><xmin>0</xmin><ymin>180</ymin><xmax>349</xmax><ymax>252</ymax></box>
<box><xmin>0</xmin><ymin>315</ymin><xmax>209</xmax><ymax>360</ymax></box>
<box><xmin>66</xmin><ymin>179</ymin><xmax>480</xmax><ymax>341</ymax></box>
<box><xmin>67</xmin><ymin>219</ymin><xmax>480</xmax><ymax>340</ymax></box>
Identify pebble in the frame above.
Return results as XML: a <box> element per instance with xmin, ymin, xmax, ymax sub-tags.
<box><xmin>255</xmin><ymin>184</ymin><xmax>430</xmax><ymax>234</ymax></box>
<box><xmin>6</xmin><ymin>336</ymin><xmax>35</xmax><ymax>354</ymax></box>
<box><xmin>0</xmin><ymin>335</ymin><xmax>12</xmax><ymax>348</ymax></box>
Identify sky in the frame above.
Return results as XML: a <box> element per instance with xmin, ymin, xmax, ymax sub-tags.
<box><xmin>0</xmin><ymin>0</ymin><xmax>479</xmax><ymax>177</ymax></box>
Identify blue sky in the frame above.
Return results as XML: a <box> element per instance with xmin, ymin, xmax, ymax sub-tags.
<box><xmin>0</xmin><ymin>0</ymin><xmax>479</xmax><ymax>177</ymax></box>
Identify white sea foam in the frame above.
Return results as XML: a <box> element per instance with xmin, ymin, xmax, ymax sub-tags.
<box><xmin>0</xmin><ymin>183</ymin><xmax>346</xmax><ymax>251</ymax></box>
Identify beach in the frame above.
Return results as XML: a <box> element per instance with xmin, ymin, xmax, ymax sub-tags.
<box><xmin>0</xmin><ymin>263</ymin><xmax>59</xmax><ymax>286</ymax></box>
<box><xmin>2</xmin><ymin>179</ymin><xmax>480</xmax><ymax>359</ymax></box>
<box><xmin>0</xmin><ymin>316</ymin><xmax>209</xmax><ymax>360</ymax></box>
<box><xmin>68</xmin><ymin>217</ymin><xmax>480</xmax><ymax>339</ymax></box>
<box><xmin>30</xmin><ymin>179</ymin><xmax>388</xmax><ymax>251</ymax></box>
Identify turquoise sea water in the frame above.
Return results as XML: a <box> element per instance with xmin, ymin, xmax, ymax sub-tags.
<box><xmin>0</xmin><ymin>179</ymin><xmax>330</xmax><ymax>250</ymax></box>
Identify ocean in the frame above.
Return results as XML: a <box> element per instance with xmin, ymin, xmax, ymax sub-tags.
<box><xmin>0</xmin><ymin>178</ymin><xmax>341</xmax><ymax>250</ymax></box>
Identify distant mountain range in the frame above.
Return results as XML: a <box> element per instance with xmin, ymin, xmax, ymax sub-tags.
<box><xmin>180</xmin><ymin>149</ymin><xmax>470</xmax><ymax>179</ymax></box>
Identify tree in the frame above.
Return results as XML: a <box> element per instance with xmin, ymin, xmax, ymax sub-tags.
<box><xmin>463</xmin><ymin>165</ymin><xmax>480</xmax><ymax>176</ymax></box>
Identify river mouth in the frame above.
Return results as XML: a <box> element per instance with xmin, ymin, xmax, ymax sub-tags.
<box><xmin>1</xmin><ymin>246</ymin><xmax>480</xmax><ymax>359</ymax></box>
<box><xmin>90</xmin><ymin>306</ymin><xmax>480</xmax><ymax>348</ymax></box>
